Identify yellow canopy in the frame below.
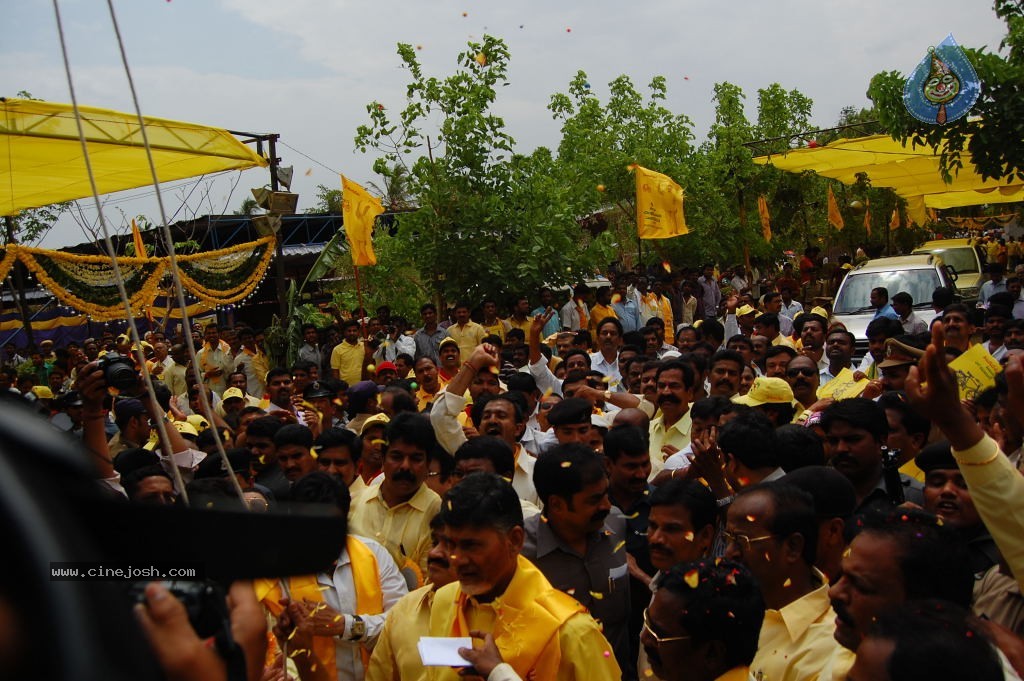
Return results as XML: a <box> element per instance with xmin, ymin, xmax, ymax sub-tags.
<box><xmin>753</xmin><ymin>134</ymin><xmax>1023</xmax><ymax>225</ymax></box>
<box><xmin>0</xmin><ymin>98</ymin><xmax>268</xmax><ymax>216</ymax></box>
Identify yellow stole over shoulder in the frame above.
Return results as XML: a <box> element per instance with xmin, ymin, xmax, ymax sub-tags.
<box><xmin>429</xmin><ymin>555</ymin><xmax>585</xmax><ymax>681</ymax></box>
<box><xmin>255</xmin><ymin>536</ymin><xmax>383</xmax><ymax>678</ymax></box>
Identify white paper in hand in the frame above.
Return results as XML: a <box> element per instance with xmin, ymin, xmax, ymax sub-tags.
<box><xmin>417</xmin><ymin>636</ymin><xmax>473</xmax><ymax>667</ymax></box>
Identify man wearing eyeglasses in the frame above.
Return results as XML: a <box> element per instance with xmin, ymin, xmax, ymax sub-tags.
<box><xmin>784</xmin><ymin>355</ymin><xmax>820</xmax><ymax>413</ymax></box>
<box><xmin>639</xmin><ymin>559</ymin><xmax>764</xmax><ymax>681</ymax></box>
<box><xmin>723</xmin><ymin>483</ymin><xmax>841</xmax><ymax>681</ymax></box>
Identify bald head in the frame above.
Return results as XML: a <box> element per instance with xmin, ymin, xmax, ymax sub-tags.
<box><xmin>612</xmin><ymin>407</ymin><xmax>651</xmax><ymax>431</ymax></box>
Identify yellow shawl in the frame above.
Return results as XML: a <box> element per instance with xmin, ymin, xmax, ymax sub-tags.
<box><xmin>256</xmin><ymin>535</ymin><xmax>383</xmax><ymax>679</ymax></box>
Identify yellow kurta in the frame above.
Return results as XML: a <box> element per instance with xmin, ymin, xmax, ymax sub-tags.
<box><xmin>366</xmin><ymin>585</ymin><xmax>435</xmax><ymax>681</ymax></box>
<box><xmin>589</xmin><ymin>304</ymin><xmax>618</xmax><ymax>335</ymax></box>
<box><xmin>749</xmin><ymin>571</ymin><xmax>840</xmax><ymax>681</ymax></box>
<box><xmin>348</xmin><ymin>483</ymin><xmax>441</xmax><ymax>577</ymax></box>
<box><xmin>427</xmin><ymin>556</ymin><xmax>620</xmax><ymax>681</ymax></box>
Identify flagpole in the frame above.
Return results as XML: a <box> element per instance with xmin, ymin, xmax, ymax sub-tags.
<box><xmin>354</xmin><ymin>265</ymin><xmax>367</xmax><ymax>337</ymax></box>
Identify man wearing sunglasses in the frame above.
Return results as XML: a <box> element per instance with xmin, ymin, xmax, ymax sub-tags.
<box><xmin>784</xmin><ymin>355</ymin><xmax>820</xmax><ymax>412</ymax></box>
<box><xmin>724</xmin><ymin>483</ymin><xmax>841</xmax><ymax>681</ymax></box>
<box><xmin>639</xmin><ymin>559</ymin><xmax>764</xmax><ymax>681</ymax></box>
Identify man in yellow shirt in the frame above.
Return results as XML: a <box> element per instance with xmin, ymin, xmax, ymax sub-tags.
<box><xmin>349</xmin><ymin>412</ymin><xmax>442</xmax><ymax>578</ymax></box>
<box><xmin>725</xmin><ymin>484</ymin><xmax>840</xmax><ymax>681</ymax></box>
<box><xmin>648</xmin><ymin>361</ymin><xmax>696</xmax><ymax>479</ymax></box>
<box><xmin>332</xmin><ymin>319</ymin><xmax>369</xmax><ymax>386</ymax></box>
<box><xmin>367</xmin><ymin>516</ymin><xmax>457</xmax><ymax>681</ymax></box>
<box><xmin>639</xmin><ymin>559</ymin><xmax>765</xmax><ymax>681</ymax></box>
<box><xmin>507</xmin><ymin>295</ymin><xmax>533</xmax><ymax>334</ymax></box>
<box><xmin>427</xmin><ymin>472</ymin><xmax>620</xmax><ymax>681</ymax></box>
<box><xmin>445</xmin><ymin>301</ymin><xmax>488</xmax><ymax>363</ymax></box>
<box><xmin>481</xmin><ymin>298</ymin><xmax>511</xmax><ymax>341</ymax></box>
<box><xmin>589</xmin><ymin>286</ymin><xmax>618</xmax><ymax>336</ymax></box>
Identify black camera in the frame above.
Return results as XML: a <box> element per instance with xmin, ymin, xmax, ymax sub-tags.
<box><xmin>882</xmin><ymin>446</ymin><xmax>905</xmax><ymax>505</ymax></box>
<box><xmin>97</xmin><ymin>353</ymin><xmax>141</xmax><ymax>396</ymax></box>
<box><xmin>126</xmin><ymin>580</ymin><xmax>230</xmax><ymax>639</ymax></box>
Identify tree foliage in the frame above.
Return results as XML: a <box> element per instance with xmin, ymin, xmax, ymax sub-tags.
<box><xmin>867</xmin><ymin>1</ymin><xmax>1024</xmax><ymax>182</ymax></box>
<box><xmin>355</xmin><ymin>36</ymin><xmax>598</xmax><ymax>303</ymax></box>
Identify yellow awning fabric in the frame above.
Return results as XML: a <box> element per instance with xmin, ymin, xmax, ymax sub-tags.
<box><xmin>753</xmin><ymin>134</ymin><xmax>1023</xmax><ymax>225</ymax></box>
<box><xmin>0</xmin><ymin>98</ymin><xmax>268</xmax><ymax>216</ymax></box>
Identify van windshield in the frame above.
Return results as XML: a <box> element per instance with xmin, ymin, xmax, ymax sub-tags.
<box><xmin>835</xmin><ymin>269</ymin><xmax>942</xmax><ymax>314</ymax></box>
<box><xmin>914</xmin><ymin>247</ymin><xmax>979</xmax><ymax>274</ymax></box>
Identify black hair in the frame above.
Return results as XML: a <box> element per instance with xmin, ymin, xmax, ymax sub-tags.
<box><xmin>648</xmin><ymin>479</ymin><xmax>717</xmax><ymax>533</ymax></box>
<box><xmin>754</xmin><ymin>313</ymin><xmax>781</xmax><ymax>331</ymax></box>
<box><xmin>865</xmin><ymin>317</ymin><xmax>904</xmax><ymax>340</ymax></box>
<box><xmin>775</xmin><ymin>424</ymin><xmax>826</xmax><ymax>472</ymax></box>
<box><xmin>290</xmin><ymin>359</ymin><xmax>316</xmax><ymax>374</ymax></box>
<box><xmin>386</xmin><ymin>411</ymin><xmax>437</xmax><ymax>453</ymax></box>
<box><xmin>658</xmin><ymin>560</ymin><xmax>765</xmax><ymax>669</ymax></box>
<box><xmin>710</xmin><ymin>349</ymin><xmax>745</xmax><ymax>372</ymax></box>
<box><xmin>891</xmin><ymin>291</ymin><xmax>913</xmax><ymax>306</ymax></box>
<box><xmin>265</xmin><ymin>367</ymin><xmax>291</xmax><ymax>384</ymax></box>
<box><xmin>821</xmin><ymin>397</ymin><xmax>889</xmax><ymax>443</ymax></box>
<box><xmin>700</xmin><ymin>319</ymin><xmax>725</xmax><ymax>346</ymax></box>
<box><xmin>546</xmin><ymin>397</ymin><xmax>592</xmax><ymax>427</ymax></box>
<box><xmin>603</xmin><ymin>426</ymin><xmax>648</xmax><ymax>463</ymax></box>
<box><xmin>533</xmin><ymin>443</ymin><xmax>606</xmax><ymax>508</ymax></box>
<box><xmin>439</xmin><ymin>472</ymin><xmax>524</xmax><ymax>531</ymax></box>
<box><xmin>854</xmin><ymin>508</ymin><xmax>974</xmax><ymax>608</ymax></box>
<box><xmin>736</xmin><ymin>482</ymin><xmax>818</xmax><ymax>565</ymax></box>
<box><xmin>314</xmin><ymin>427</ymin><xmax>361</xmax><ymax>463</ymax></box>
<box><xmin>429</xmin><ymin>446</ymin><xmax>456</xmax><ymax>482</ymax></box>
<box><xmin>764</xmin><ymin>345</ymin><xmax>797</xmax><ymax>361</ymax></box>
<box><xmin>876</xmin><ymin>392</ymin><xmax>931</xmax><ymax>439</ymax></box>
<box><xmin>470</xmin><ymin>392</ymin><xmax>526</xmax><ymax>429</ymax></box>
<box><xmin>274</xmin><ymin>423</ymin><xmax>314</xmax><ymax>449</ymax></box>
<box><xmin>727</xmin><ymin>334</ymin><xmax>753</xmax><ymax>350</ymax></box>
<box><xmin>689</xmin><ymin>396</ymin><xmax>734</xmax><ymax>422</ymax></box>
<box><xmin>871</xmin><ymin>286</ymin><xmax>890</xmax><ymax>302</ymax></box>
<box><xmin>595</xmin><ymin>316</ymin><xmax>624</xmax><ymax>337</ymax></box>
<box><xmin>290</xmin><ymin>470</ymin><xmax>351</xmax><ymax>518</ymax></box>
<box><xmin>869</xmin><ymin>600</ymin><xmax>1002</xmax><ymax>681</ymax></box>
<box><xmin>717</xmin><ymin>410</ymin><xmax>779</xmax><ymax>470</ymax></box>
<box><xmin>381</xmin><ymin>385</ymin><xmax>418</xmax><ymax>415</ymax></box>
<box><xmin>244</xmin><ymin>416</ymin><xmax>283</xmax><ymax>442</ymax></box>
<box><xmin>504</xmin><ymin>373</ymin><xmax>538</xmax><ymax>395</ymax></box>
<box><xmin>561</xmin><ymin>349</ymin><xmax>591</xmax><ymax>369</ymax></box>
<box><xmin>931</xmin><ymin>286</ymin><xmax>955</xmax><ymax>309</ymax></box>
<box><xmin>454</xmin><ymin>436</ymin><xmax>515</xmax><ymax>479</ymax></box>
<box><xmin>122</xmin><ymin>464</ymin><xmax>171</xmax><ymax>501</ymax></box>
<box><xmin>656</xmin><ymin>360</ymin><xmax>697</xmax><ymax>390</ymax></box>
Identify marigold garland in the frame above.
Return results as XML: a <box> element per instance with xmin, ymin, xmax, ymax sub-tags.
<box><xmin>3</xmin><ymin>236</ymin><xmax>277</xmax><ymax>321</ymax></box>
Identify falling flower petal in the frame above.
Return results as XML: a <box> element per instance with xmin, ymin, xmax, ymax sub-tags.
<box><xmin>614</xmin><ymin>540</ymin><xmax>626</xmax><ymax>552</ymax></box>
<box><xmin>684</xmin><ymin>569</ymin><xmax>700</xmax><ymax>588</ymax></box>
<box><xmin>561</xmin><ymin>461</ymin><xmax>572</xmax><ymax>468</ymax></box>
<box><xmin>590</xmin><ymin>591</ymin><xmax>604</xmax><ymax>600</ymax></box>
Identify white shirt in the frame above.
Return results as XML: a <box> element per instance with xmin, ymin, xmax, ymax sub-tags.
<box><xmin>589</xmin><ymin>351</ymin><xmax>622</xmax><ymax>391</ymax></box>
<box><xmin>782</xmin><ymin>300</ymin><xmax>803</xmax><ymax>320</ymax></box>
<box><xmin>317</xmin><ymin>535</ymin><xmax>409</xmax><ymax>681</ymax></box>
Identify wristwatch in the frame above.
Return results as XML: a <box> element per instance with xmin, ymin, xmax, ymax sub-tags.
<box><xmin>716</xmin><ymin>495</ymin><xmax>735</xmax><ymax>508</ymax></box>
<box><xmin>348</xmin><ymin>615</ymin><xmax>366</xmax><ymax>641</ymax></box>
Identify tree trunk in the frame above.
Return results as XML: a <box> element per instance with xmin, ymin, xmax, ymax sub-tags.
<box><xmin>4</xmin><ymin>216</ymin><xmax>35</xmax><ymax>349</ymax></box>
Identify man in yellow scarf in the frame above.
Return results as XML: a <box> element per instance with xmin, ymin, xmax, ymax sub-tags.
<box><xmin>257</xmin><ymin>472</ymin><xmax>409</xmax><ymax>681</ymax></box>
<box><xmin>426</xmin><ymin>473</ymin><xmax>620</xmax><ymax>681</ymax></box>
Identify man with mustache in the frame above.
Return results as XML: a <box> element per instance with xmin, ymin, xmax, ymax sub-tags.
<box><xmin>940</xmin><ymin>303</ymin><xmax>977</xmax><ymax>354</ymax></box>
<box><xmin>797</xmin><ymin>313</ymin><xmax>828</xmax><ymax>371</ymax></box>
<box><xmin>707</xmin><ymin>349</ymin><xmax>744</xmax><ymax>399</ymax></box>
<box><xmin>649</xmin><ymin>361</ymin><xmax>697</xmax><ymax>479</ymax></box>
<box><xmin>820</xmin><ymin>329</ymin><xmax>855</xmax><ymax>387</ymax></box>
<box><xmin>724</xmin><ymin>483</ymin><xmax>841</xmax><ymax>681</ymax></box>
<box><xmin>826</xmin><ymin>508</ymin><xmax>974</xmax><ymax>680</ymax></box>
<box><xmin>785</xmin><ymin>355</ymin><xmax>820</xmax><ymax>412</ymax></box>
<box><xmin>315</xmin><ymin>427</ymin><xmax>360</xmax><ymax>488</ymax></box>
<box><xmin>366</xmin><ymin>515</ymin><xmax>458</xmax><ymax>681</ymax></box>
<box><xmin>348</xmin><ymin>412</ymin><xmax>443</xmax><ymax>580</ymax></box>
<box><xmin>820</xmin><ymin>398</ymin><xmax>923</xmax><ymax>514</ymax></box>
<box><xmin>274</xmin><ymin>423</ymin><xmax>319</xmax><ymax>483</ymax></box>
<box><xmin>523</xmin><ymin>443</ymin><xmax>634</xmax><ymax>679</ymax></box>
<box><xmin>640</xmin><ymin>560</ymin><xmax>764</xmax><ymax>681</ymax></box>
<box><xmin>451</xmin><ymin>436</ymin><xmax>541</xmax><ymax>520</ymax></box>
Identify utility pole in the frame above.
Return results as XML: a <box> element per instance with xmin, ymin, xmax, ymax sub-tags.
<box><xmin>4</xmin><ymin>216</ymin><xmax>35</xmax><ymax>348</ymax></box>
<box><xmin>267</xmin><ymin>134</ymin><xmax>289</xmax><ymax>319</ymax></box>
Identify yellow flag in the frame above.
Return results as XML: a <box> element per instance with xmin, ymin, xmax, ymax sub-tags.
<box><xmin>341</xmin><ymin>175</ymin><xmax>384</xmax><ymax>266</ymax></box>
<box><xmin>131</xmin><ymin>219</ymin><xmax>146</xmax><ymax>258</ymax></box>
<box><xmin>889</xmin><ymin>207</ymin><xmax>901</xmax><ymax>231</ymax></box>
<box><xmin>634</xmin><ymin>165</ymin><xmax>688</xmax><ymax>239</ymax></box>
<box><xmin>827</xmin><ymin>186</ymin><xmax>844</xmax><ymax>231</ymax></box>
<box><xmin>757</xmin><ymin>195</ymin><xmax>772</xmax><ymax>242</ymax></box>
<box><xmin>863</xmin><ymin>198</ymin><xmax>872</xmax><ymax>237</ymax></box>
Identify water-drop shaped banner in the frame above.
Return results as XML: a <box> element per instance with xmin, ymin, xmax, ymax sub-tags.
<box><xmin>903</xmin><ymin>34</ymin><xmax>981</xmax><ymax>125</ymax></box>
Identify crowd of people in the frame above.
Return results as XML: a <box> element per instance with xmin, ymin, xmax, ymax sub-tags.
<box><xmin>3</xmin><ymin>253</ymin><xmax>1024</xmax><ymax>681</ymax></box>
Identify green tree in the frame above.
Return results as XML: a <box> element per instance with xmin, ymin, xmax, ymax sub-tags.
<box><xmin>355</xmin><ymin>36</ymin><xmax>597</xmax><ymax>303</ymax></box>
<box><xmin>866</xmin><ymin>1</ymin><xmax>1024</xmax><ymax>182</ymax></box>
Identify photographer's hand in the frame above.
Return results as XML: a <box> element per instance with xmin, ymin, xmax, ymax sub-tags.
<box><xmin>135</xmin><ymin>582</ymin><xmax>226</xmax><ymax>681</ymax></box>
<box><xmin>75</xmin><ymin>362</ymin><xmax>116</xmax><ymax>480</ymax></box>
<box><xmin>227</xmin><ymin>581</ymin><xmax>268</xmax><ymax>681</ymax></box>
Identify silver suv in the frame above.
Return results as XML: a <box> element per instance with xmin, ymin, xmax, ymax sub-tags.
<box><xmin>832</xmin><ymin>254</ymin><xmax>959</xmax><ymax>356</ymax></box>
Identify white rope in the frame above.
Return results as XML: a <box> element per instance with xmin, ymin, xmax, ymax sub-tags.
<box><xmin>51</xmin><ymin>0</ymin><xmax>190</xmax><ymax>503</ymax></box>
<box><xmin>102</xmin><ymin>0</ymin><xmax>246</xmax><ymax>505</ymax></box>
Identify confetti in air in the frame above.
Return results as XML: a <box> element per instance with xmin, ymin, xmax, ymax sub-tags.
<box><xmin>783</xmin><ymin>578</ymin><xmax>792</xmax><ymax>588</ymax></box>
<box><xmin>684</xmin><ymin>531</ymin><xmax>695</xmax><ymax>542</ymax></box>
<box><xmin>590</xmin><ymin>591</ymin><xmax>604</xmax><ymax>600</ymax></box>
<box><xmin>684</xmin><ymin>569</ymin><xmax>700</xmax><ymax>588</ymax></box>
<box><xmin>561</xmin><ymin>461</ymin><xmax>573</xmax><ymax>468</ymax></box>
<box><xmin>614</xmin><ymin>540</ymin><xmax>626</xmax><ymax>552</ymax></box>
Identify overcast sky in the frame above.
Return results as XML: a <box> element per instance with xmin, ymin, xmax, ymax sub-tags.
<box><xmin>2</xmin><ymin>0</ymin><xmax>1008</xmax><ymax>248</ymax></box>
